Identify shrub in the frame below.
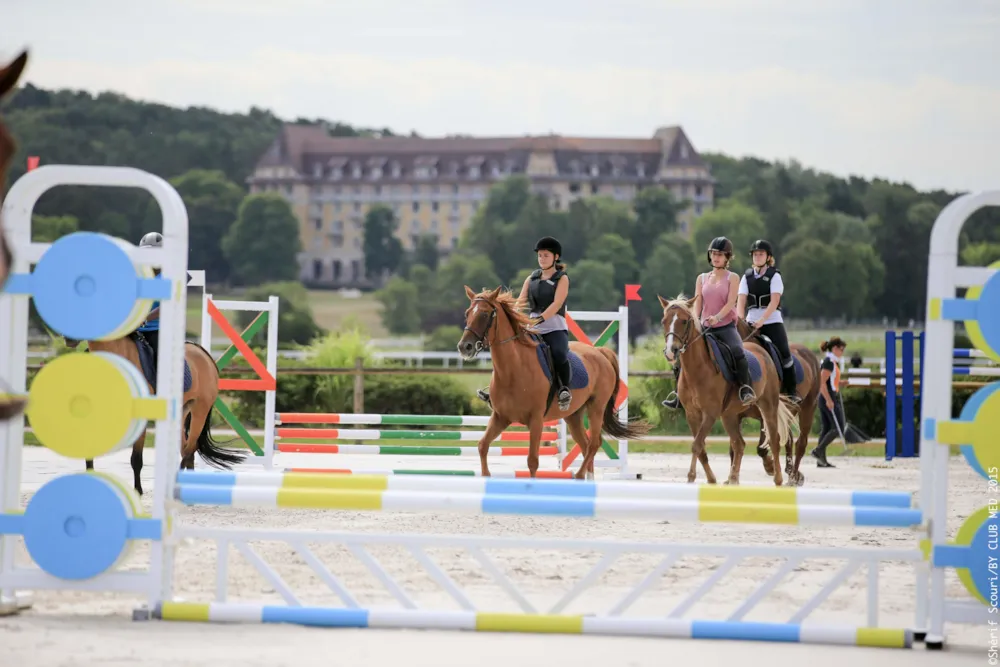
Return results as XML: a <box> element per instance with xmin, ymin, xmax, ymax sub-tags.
<box><xmin>424</xmin><ymin>325</ymin><xmax>463</xmax><ymax>352</ymax></box>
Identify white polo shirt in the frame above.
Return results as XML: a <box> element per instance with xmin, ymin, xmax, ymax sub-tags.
<box><xmin>738</xmin><ymin>269</ymin><xmax>784</xmax><ymax>325</ymax></box>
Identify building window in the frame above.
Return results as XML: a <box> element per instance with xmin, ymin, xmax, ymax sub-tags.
<box><xmin>390</xmin><ymin>162</ymin><xmax>401</xmax><ymax>178</ymax></box>
<box><xmin>333</xmin><ymin>220</ymin><xmax>344</xmax><ymax>233</ymax></box>
<box><xmin>353</xmin><ymin>202</ymin><xmax>361</xmax><ymax>213</ymax></box>
<box><xmin>589</xmin><ymin>164</ymin><xmax>599</xmax><ymax>177</ymax></box>
<box><xmin>451</xmin><ymin>236</ymin><xmax>459</xmax><ymax>249</ymax></box>
<box><xmin>432</xmin><ymin>201</ymin><xmax>439</xmax><ymax>212</ymax></box>
<box><xmin>313</xmin><ymin>218</ymin><xmax>322</xmax><ymax>230</ymax></box>
<box><xmin>412</xmin><ymin>184</ymin><xmax>420</xmax><ymax>195</ymax></box>
<box><xmin>410</xmin><ymin>219</ymin><xmax>420</xmax><ymax>231</ymax></box>
<box><xmin>636</xmin><ymin>163</ymin><xmax>646</xmax><ymax>178</ymax></box>
<box><xmin>430</xmin><ymin>219</ymin><xmax>439</xmax><ymax>232</ymax></box>
<box><xmin>569</xmin><ymin>183</ymin><xmax>580</xmax><ymax>193</ymax></box>
<box><xmin>332</xmin><ymin>235</ymin><xmax>343</xmax><ymax>248</ymax></box>
<box><xmin>351</xmin><ymin>163</ymin><xmax>362</xmax><ymax>179</ymax></box>
<box><xmin>452</xmin><ymin>184</ymin><xmax>459</xmax><ymax>194</ymax></box>
<box><xmin>590</xmin><ymin>183</ymin><xmax>598</xmax><ymax>194</ymax></box>
<box><xmin>451</xmin><ymin>201</ymin><xmax>459</xmax><ymax>212</ymax></box>
<box><xmin>331</xmin><ymin>167</ymin><xmax>343</xmax><ymax>180</ymax></box>
<box><xmin>450</xmin><ymin>218</ymin><xmax>460</xmax><ymax>231</ymax></box>
<box><xmin>680</xmin><ymin>143</ymin><xmax>689</xmax><ymax>159</ymax></box>
<box><xmin>370</xmin><ymin>166</ymin><xmax>383</xmax><ymax>179</ymax></box>
<box><xmin>469</xmin><ymin>165</ymin><xmax>480</xmax><ymax>179</ymax></box>
<box><xmin>412</xmin><ymin>202</ymin><xmax>420</xmax><ymax>212</ymax></box>
<box><xmin>333</xmin><ymin>260</ymin><xmax>342</xmax><ymax>280</ymax></box>
<box><xmin>695</xmin><ymin>185</ymin><xmax>703</xmax><ymax>197</ymax></box>
<box><xmin>312</xmin><ymin>259</ymin><xmax>323</xmax><ymax>280</ymax></box>
<box><xmin>351</xmin><ymin>260</ymin><xmax>360</xmax><ymax>281</ymax></box>
<box><xmin>374</xmin><ymin>185</ymin><xmax>382</xmax><ymax>195</ymax></box>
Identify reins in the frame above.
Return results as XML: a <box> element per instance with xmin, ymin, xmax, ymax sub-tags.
<box><xmin>463</xmin><ymin>297</ymin><xmax>522</xmax><ymax>354</ymax></box>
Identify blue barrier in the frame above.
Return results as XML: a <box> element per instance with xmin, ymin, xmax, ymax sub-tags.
<box><xmin>884</xmin><ymin>331</ymin><xmax>925</xmax><ymax>460</ymax></box>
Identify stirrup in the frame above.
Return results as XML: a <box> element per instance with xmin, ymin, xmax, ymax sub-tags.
<box><xmin>558</xmin><ymin>388</ymin><xmax>572</xmax><ymax>411</ymax></box>
<box><xmin>661</xmin><ymin>391</ymin><xmax>680</xmax><ymax>409</ymax></box>
<box><xmin>738</xmin><ymin>385</ymin><xmax>756</xmax><ymax>405</ymax></box>
<box><xmin>476</xmin><ymin>388</ymin><xmax>491</xmax><ymax>405</ymax></box>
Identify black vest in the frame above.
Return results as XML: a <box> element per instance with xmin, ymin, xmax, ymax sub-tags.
<box><xmin>527</xmin><ymin>269</ymin><xmax>567</xmax><ymax>317</ymax></box>
<box><xmin>744</xmin><ymin>266</ymin><xmax>779</xmax><ymax>309</ymax></box>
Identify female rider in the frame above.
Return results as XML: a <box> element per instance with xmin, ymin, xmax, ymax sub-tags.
<box><xmin>477</xmin><ymin>236</ymin><xmax>574</xmax><ymax>411</ymax></box>
<box><xmin>664</xmin><ymin>237</ymin><xmax>755</xmax><ymax>408</ymax></box>
<box><xmin>812</xmin><ymin>336</ymin><xmax>847</xmax><ymax>468</ymax></box>
<box><xmin>737</xmin><ymin>239</ymin><xmax>800</xmax><ymax>404</ymax></box>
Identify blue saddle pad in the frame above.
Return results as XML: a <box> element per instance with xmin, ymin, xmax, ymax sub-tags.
<box><xmin>706</xmin><ymin>335</ymin><xmax>762</xmax><ymax>384</ymax></box>
<box><xmin>533</xmin><ymin>338</ymin><xmax>590</xmax><ymax>390</ymax></box>
<box><xmin>757</xmin><ymin>335</ymin><xmax>805</xmax><ymax>384</ymax></box>
<box><xmin>136</xmin><ymin>336</ymin><xmax>192</xmax><ymax>392</ymax></box>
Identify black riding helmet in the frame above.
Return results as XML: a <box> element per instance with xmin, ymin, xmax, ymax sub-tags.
<box><xmin>139</xmin><ymin>232</ymin><xmax>163</xmax><ymax>248</ymax></box>
<box><xmin>749</xmin><ymin>239</ymin><xmax>773</xmax><ymax>258</ymax></box>
<box><xmin>706</xmin><ymin>236</ymin><xmax>733</xmax><ymax>264</ymax></box>
<box><xmin>534</xmin><ymin>236</ymin><xmax>562</xmax><ymax>258</ymax></box>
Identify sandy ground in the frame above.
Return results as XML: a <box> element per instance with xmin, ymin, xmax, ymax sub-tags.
<box><xmin>0</xmin><ymin>448</ymin><xmax>989</xmax><ymax>666</ymax></box>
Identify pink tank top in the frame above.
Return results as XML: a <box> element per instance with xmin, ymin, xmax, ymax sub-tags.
<box><xmin>701</xmin><ymin>271</ymin><xmax>736</xmax><ymax>327</ymax></box>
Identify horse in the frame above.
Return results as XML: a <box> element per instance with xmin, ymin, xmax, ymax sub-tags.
<box><xmin>0</xmin><ymin>50</ymin><xmax>29</xmax><ymax>421</ymax></box>
<box><xmin>657</xmin><ymin>294</ymin><xmax>798</xmax><ymax>486</ymax></box>
<box><xmin>733</xmin><ymin>316</ymin><xmax>820</xmax><ymax>486</ymax></box>
<box><xmin>457</xmin><ymin>286</ymin><xmax>650</xmax><ymax>480</ymax></box>
<box><xmin>65</xmin><ymin>333</ymin><xmax>245</xmax><ymax>495</ymax></box>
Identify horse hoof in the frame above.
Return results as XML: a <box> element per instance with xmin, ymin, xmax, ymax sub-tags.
<box><xmin>724</xmin><ymin>479</ymin><xmax>739</xmax><ymax>486</ymax></box>
<box><xmin>784</xmin><ymin>461</ymin><xmax>792</xmax><ymax>475</ymax></box>
<box><xmin>761</xmin><ymin>459</ymin><xmax>775</xmax><ymax>476</ymax></box>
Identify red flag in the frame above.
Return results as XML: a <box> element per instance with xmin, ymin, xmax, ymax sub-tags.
<box><xmin>625</xmin><ymin>284</ymin><xmax>641</xmax><ymax>303</ymax></box>
<box><xmin>26</xmin><ymin>156</ymin><xmax>39</xmax><ymax>171</ymax></box>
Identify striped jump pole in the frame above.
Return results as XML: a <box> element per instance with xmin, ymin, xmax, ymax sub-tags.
<box><xmin>276</xmin><ymin>413</ymin><xmax>561</xmax><ymax>428</ymax></box>
<box><xmin>281</xmin><ymin>467</ymin><xmax>576</xmax><ymax>478</ymax></box>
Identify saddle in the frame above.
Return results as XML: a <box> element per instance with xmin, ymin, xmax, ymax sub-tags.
<box><xmin>703</xmin><ymin>332</ymin><xmax>762</xmax><ymax>385</ymax></box>
<box><xmin>530</xmin><ymin>334</ymin><xmax>589</xmax><ymax>390</ymax></box>
<box><xmin>748</xmin><ymin>332</ymin><xmax>805</xmax><ymax>385</ymax></box>
<box><xmin>131</xmin><ymin>332</ymin><xmax>193</xmax><ymax>393</ymax></box>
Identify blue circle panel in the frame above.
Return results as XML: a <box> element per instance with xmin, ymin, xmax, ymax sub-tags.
<box><xmin>968</xmin><ymin>512</ymin><xmax>1000</xmax><ymax>604</ymax></box>
<box><xmin>958</xmin><ymin>383</ymin><xmax>999</xmax><ymax>479</ymax></box>
<box><xmin>23</xmin><ymin>474</ymin><xmax>129</xmax><ymax>580</ymax></box>
<box><xmin>31</xmin><ymin>232</ymin><xmax>139</xmax><ymax>340</ymax></box>
<box><xmin>979</xmin><ymin>271</ymin><xmax>1000</xmax><ymax>357</ymax></box>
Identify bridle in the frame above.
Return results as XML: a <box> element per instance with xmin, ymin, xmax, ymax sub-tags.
<box><xmin>662</xmin><ymin>308</ymin><xmax>708</xmax><ymax>360</ymax></box>
<box><xmin>463</xmin><ymin>298</ymin><xmax>520</xmax><ymax>354</ymax></box>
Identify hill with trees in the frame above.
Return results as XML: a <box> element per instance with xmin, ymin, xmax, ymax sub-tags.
<box><xmin>4</xmin><ymin>82</ymin><xmax>998</xmax><ymax>345</ymax></box>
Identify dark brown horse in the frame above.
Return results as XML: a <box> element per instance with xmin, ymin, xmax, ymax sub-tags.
<box><xmin>457</xmin><ymin>286</ymin><xmax>649</xmax><ymax>479</ymax></box>
<box><xmin>734</xmin><ymin>316</ymin><xmax>820</xmax><ymax>486</ymax></box>
<box><xmin>658</xmin><ymin>294</ymin><xmax>798</xmax><ymax>485</ymax></box>
<box><xmin>66</xmin><ymin>335</ymin><xmax>245</xmax><ymax>494</ymax></box>
<box><xmin>0</xmin><ymin>51</ymin><xmax>29</xmax><ymax>421</ymax></box>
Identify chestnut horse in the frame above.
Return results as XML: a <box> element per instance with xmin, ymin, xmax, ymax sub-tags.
<box><xmin>734</xmin><ymin>316</ymin><xmax>820</xmax><ymax>486</ymax></box>
<box><xmin>0</xmin><ymin>51</ymin><xmax>29</xmax><ymax>421</ymax></box>
<box><xmin>658</xmin><ymin>294</ymin><xmax>797</xmax><ymax>486</ymax></box>
<box><xmin>66</xmin><ymin>335</ymin><xmax>245</xmax><ymax>494</ymax></box>
<box><xmin>457</xmin><ymin>286</ymin><xmax>649</xmax><ymax>479</ymax></box>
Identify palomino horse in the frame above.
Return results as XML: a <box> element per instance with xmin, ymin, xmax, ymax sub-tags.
<box><xmin>734</xmin><ymin>316</ymin><xmax>820</xmax><ymax>487</ymax></box>
<box><xmin>66</xmin><ymin>334</ymin><xmax>245</xmax><ymax>494</ymax></box>
<box><xmin>457</xmin><ymin>286</ymin><xmax>650</xmax><ymax>479</ymax></box>
<box><xmin>658</xmin><ymin>295</ymin><xmax>797</xmax><ymax>486</ymax></box>
<box><xmin>0</xmin><ymin>50</ymin><xmax>29</xmax><ymax>421</ymax></box>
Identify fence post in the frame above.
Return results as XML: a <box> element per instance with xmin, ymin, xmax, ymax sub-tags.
<box><xmin>885</xmin><ymin>330</ymin><xmax>896</xmax><ymax>460</ymax></box>
<box><xmin>353</xmin><ymin>356</ymin><xmax>364</xmax><ymax>414</ymax></box>
<box><xmin>901</xmin><ymin>331</ymin><xmax>915</xmax><ymax>457</ymax></box>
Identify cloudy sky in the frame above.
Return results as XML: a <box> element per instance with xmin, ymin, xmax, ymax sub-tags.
<box><xmin>5</xmin><ymin>0</ymin><xmax>998</xmax><ymax>192</ymax></box>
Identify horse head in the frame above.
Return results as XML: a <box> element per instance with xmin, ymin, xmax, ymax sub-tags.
<box><xmin>657</xmin><ymin>294</ymin><xmax>698</xmax><ymax>362</ymax></box>
<box><xmin>0</xmin><ymin>50</ymin><xmax>29</xmax><ymax>284</ymax></box>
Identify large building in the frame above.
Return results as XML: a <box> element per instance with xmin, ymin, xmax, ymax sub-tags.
<box><xmin>248</xmin><ymin>125</ymin><xmax>715</xmax><ymax>288</ymax></box>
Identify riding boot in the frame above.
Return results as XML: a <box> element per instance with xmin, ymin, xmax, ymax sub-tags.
<box><xmin>662</xmin><ymin>363</ymin><xmax>682</xmax><ymax>409</ymax></box>
<box><xmin>477</xmin><ymin>387</ymin><xmax>492</xmax><ymax>407</ymax></box>
<box><xmin>811</xmin><ymin>432</ymin><xmax>837</xmax><ymax>467</ymax></box>
<box><xmin>780</xmin><ymin>363</ymin><xmax>801</xmax><ymax>404</ymax></box>
<box><xmin>556</xmin><ymin>361</ymin><xmax>572</xmax><ymax>411</ymax></box>
<box><xmin>735</xmin><ymin>356</ymin><xmax>756</xmax><ymax>405</ymax></box>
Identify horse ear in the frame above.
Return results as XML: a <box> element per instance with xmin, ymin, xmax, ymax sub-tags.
<box><xmin>0</xmin><ymin>51</ymin><xmax>28</xmax><ymax>99</ymax></box>
<box><xmin>685</xmin><ymin>297</ymin><xmax>697</xmax><ymax>309</ymax></box>
<box><xmin>488</xmin><ymin>285</ymin><xmax>502</xmax><ymax>299</ymax></box>
<box><xmin>657</xmin><ymin>295</ymin><xmax>669</xmax><ymax>309</ymax></box>
<box><xmin>464</xmin><ymin>285</ymin><xmax>476</xmax><ymax>300</ymax></box>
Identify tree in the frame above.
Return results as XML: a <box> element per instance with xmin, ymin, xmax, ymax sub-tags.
<box><xmin>375</xmin><ymin>277</ymin><xmax>421</xmax><ymax>335</ymax></box>
<box><xmin>362</xmin><ymin>204</ymin><xmax>404</xmax><ymax>282</ymax></box>
<box><xmin>31</xmin><ymin>214</ymin><xmax>78</xmax><ymax>242</ymax></box>
<box><xmin>639</xmin><ymin>239</ymin><xmax>688</xmax><ymax>321</ymax></box>
<box><xmin>221</xmin><ymin>193</ymin><xmax>302</xmax><ymax>286</ymax></box>
<box><xmin>240</xmin><ymin>281</ymin><xmax>322</xmax><ymax>345</ymax></box>
<box><xmin>962</xmin><ymin>242</ymin><xmax>1000</xmax><ymax>267</ymax></box>
<box><xmin>652</xmin><ymin>232</ymin><xmax>697</xmax><ymax>292</ymax></box>
<box><xmin>584</xmin><ymin>233</ymin><xmax>638</xmax><ymax>290</ymax></box>
<box><xmin>631</xmin><ymin>186</ymin><xmax>682</xmax><ymax>264</ymax></box>
<box><xmin>426</xmin><ymin>253</ymin><xmax>501</xmax><ymax>330</ymax></box>
<box><xmin>568</xmin><ymin>259</ymin><xmax>617</xmax><ymax>312</ymax></box>
<box><xmin>168</xmin><ymin>169</ymin><xmax>243</xmax><ymax>283</ymax></box>
<box><xmin>692</xmin><ymin>199</ymin><xmax>767</xmax><ymax>274</ymax></box>
<box><xmin>413</xmin><ymin>234</ymin><xmax>440</xmax><ymax>271</ymax></box>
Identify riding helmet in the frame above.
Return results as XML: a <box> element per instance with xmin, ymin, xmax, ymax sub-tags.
<box><xmin>749</xmin><ymin>239</ymin><xmax>773</xmax><ymax>257</ymax></box>
<box><xmin>706</xmin><ymin>236</ymin><xmax>733</xmax><ymax>263</ymax></box>
<box><xmin>534</xmin><ymin>236</ymin><xmax>562</xmax><ymax>258</ymax></box>
<box><xmin>139</xmin><ymin>232</ymin><xmax>163</xmax><ymax>248</ymax></box>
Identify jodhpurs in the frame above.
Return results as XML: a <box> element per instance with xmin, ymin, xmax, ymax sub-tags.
<box><xmin>541</xmin><ymin>330</ymin><xmax>571</xmax><ymax>388</ymax></box>
<box><xmin>758</xmin><ymin>322</ymin><xmax>793</xmax><ymax>369</ymax></box>
<box><xmin>818</xmin><ymin>393</ymin><xmax>846</xmax><ymax>448</ymax></box>
<box><xmin>706</xmin><ymin>322</ymin><xmax>745</xmax><ymax>360</ymax></box>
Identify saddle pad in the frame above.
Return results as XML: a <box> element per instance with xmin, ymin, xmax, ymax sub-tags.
<box><xmin>533</xmin><ymin>340</ymin><xmax>590</xmax><ymax>390</ymax></box>
<box><xmin>137</xmin><ymin>337</ymin><xmax>192</xmax><ymax>393</ymax></box>
<box><xmin>706</xmin><ymin>335</ymin><xmax>762</xmax><ymax>384</ymax></box>
<box><xmin>758</xmin><ymin>335</ymin><xmax>805</xmax><ymax>385</ymax></box>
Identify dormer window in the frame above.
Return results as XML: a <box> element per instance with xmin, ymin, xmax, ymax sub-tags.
<box><xmin>636</xmin><ymin>162</ymin><xmax>646</xmax><ymax>178</ymax></box>
<box><xmin>680</xmin><ymin>143</ymin><xmax>689</xmax><ymax>159</ymax></box>
<box><xmin>350</xmin><ymin>161</ymin><xmax>362</xmax><ymax>179</ymax></box>
<box><xmin>390</xmin><ymin>161</ymin><xmax>402</xmax><ymax>178</ymax></box>
<box><xmin>589</xmin><ymin>163</ymin><xmax>600</xmax><ymax>177</ymax></box>
<box><xmin>327</xmin><ymin>157</ymin><xmax>347</xmax><ymax>181</ymax></box>
<box><xmin>569</xmin><ymin>160</ymin><xmax>581</xmax><ymax>176</ymax></box>
<box><xmin>312</xmin><ymin>163</ymin><xmax>323</xmax><ymax>179</ymax></box>
<box><xmin>489</xmin><ymin>161</ymin><xmax>501</xmax><ymax>178</ymax></box>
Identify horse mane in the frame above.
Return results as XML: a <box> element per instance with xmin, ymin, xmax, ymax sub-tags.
<box><xmin>473</xmin><ymin>288</ymin><xmax>537</xmax><ymax>348</ymax></box>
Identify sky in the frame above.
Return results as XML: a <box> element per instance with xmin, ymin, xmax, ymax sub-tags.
<box><xmin>4</xmin><ymin>0</ymin><xmax>999</xmax><ymax>193</ymax></box>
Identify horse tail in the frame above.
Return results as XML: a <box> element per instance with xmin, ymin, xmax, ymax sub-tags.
<box><xmin>596</xmin><ymin>347</ymin><xmax>651</xmax><ymax>441</ymax></box>
<box><xmin>776</xmin><ymin>395</ymin><xmax>798</xmax><ymax>448</ymax></box>
<box><xmin>195</xmin><ymin>403</ymin><xmax>246</xmax><ymax>469</ymax></box>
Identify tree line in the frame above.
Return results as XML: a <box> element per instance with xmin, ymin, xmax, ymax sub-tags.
<box><xmin>4</xmin><ymin>82</ymin><xmax>999</xmax><ymax>342</ymax></box>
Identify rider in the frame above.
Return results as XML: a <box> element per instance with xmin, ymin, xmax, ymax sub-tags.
<box><xmin>135</xmin><ymin>232</ymin><xmax>163</xmax><ymax>366</ymax></box>
<box><xmin>737</xmin><ymin>239</ymin><xmax>800</xmax><ymax>404</ymax></box>
<box><xmin>696</xmin><ymin>237</ymin><xmax>756</xmax><ymax>405</ymax></box>
<box><xmin>477</xmin><ymin>236</ymin><xmax>574</xmax><ymax>412</ymax></box>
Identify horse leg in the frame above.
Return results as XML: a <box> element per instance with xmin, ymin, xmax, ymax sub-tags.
<box><xmin>761</xmin><ymin>401</ymin><xmax>785</xmax><ymax>487</ymax></box>
<box><xmin>687</xmin><ymin>410</ymin><xmax>717</xmax><ymax>484</ymax></box>
<box><xmin>527</xmin><ymin>416</ymin><xmax>545</xmax><ymax>478</ymax></box>
<box><xmin>478</xmin><ymin>412</ymin><xmax>511</xmax><ymax>477</ymax></box>
<box><xmin>564</xmin><ymin>410</ymin><xmax>590</xmax><ymax>478</ymax></box>
<box><xmin>788</xmin><ymin>404</ymin><xmax>813</xmax><ymax>487</ymax></box>
<box><xmin>757</xmin><ymin>430</ymin><xmax>775</xmax><ymax>476</ymax></box>
<box><xmin>722</xmin><ymin>412</ymin><xmax>745</xmax><ymax>485</ymax></box>
<box><xmin>577</xmin><ymin>401</ymin><xmax>605</xmax><ymax>481</ymax></box>
<box><xmin>180</xmin><ymin>401</ymin><xmax>201</xmax><ymax>470</ymax></box>
<box><xmin>131</xmin><ymin>432</ymin><xmax>146</xmax><ymax>495</ymax></box>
